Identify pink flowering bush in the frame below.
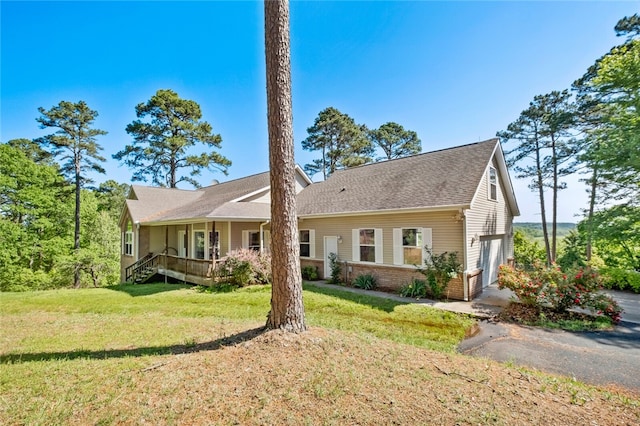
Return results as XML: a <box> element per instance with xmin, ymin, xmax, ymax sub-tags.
<box><xmin>218</xmin><ymin>249</ymin><xmax>271</xmax><ymax>286</ymax></box>
<box><xmin>498</xmin><ymin>262</ymin><xmax>623</xmax><ymax>324</ymax></box>
<box><xmin>497</xmin><ymin>264</ymin><xmax>542</xmax><ymax>306</ymax></box>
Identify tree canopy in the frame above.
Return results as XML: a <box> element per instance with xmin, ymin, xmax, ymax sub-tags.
<box><xmin>368</xmin><ymin>122</ymin><xmax>421</xmax><ymax>160</ymax></box>
<box><xmin>36</xmin><ymin>100</ymin><xmax>108</xmax><ymax>287</ymax></box>
<box><xmin>301</xmin><ymin>107</ymin><xmax>373</xmax><ymax>179</ymax></box>
<box><xmin>114</xmin><ymin>89</ymin><xmax>231</xmax><ymax>188</ymax></box>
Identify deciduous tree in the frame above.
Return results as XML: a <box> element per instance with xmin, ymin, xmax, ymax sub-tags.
<box><xmin>36</xmin><ymin>100</ymin><xmax>107</xmax><ymax>287</ymax></box>
<box><xmin>264</xmin><ymin>0</ymin><xmax>306</xmax><ymax>332</ymax></box>
<box><xmin>114</xmin><ymin>89</ymin><xmax>231</xmax><ymax>188</ymax></box>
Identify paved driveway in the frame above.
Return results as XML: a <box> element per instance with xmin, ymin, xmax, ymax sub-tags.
<box><xmin>459</xmin><ymin>286</ymin><xmax>640</xmax><ymax>392</ymax></box>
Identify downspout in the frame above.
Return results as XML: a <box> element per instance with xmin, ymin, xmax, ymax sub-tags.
<box><xmin>260</xmin><ymin>221</ymin><xmax>270</xmax><ymax>253</ymax></box>
<box><xmin>462</xmin><ymin>210</ymin><xmax>469</xmax><ymax>302</ymax></box>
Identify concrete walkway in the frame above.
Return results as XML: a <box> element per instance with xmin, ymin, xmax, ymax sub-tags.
<box><xmin>308</xmin><ymin>280</ymin><xmax>511</xmax><ymax>319</ymax></box>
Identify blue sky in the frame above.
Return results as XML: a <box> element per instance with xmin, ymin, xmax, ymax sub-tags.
<box><xmin>1</xmin><ymin>1</ymin><xmax>638</xmax><ymax>222</ymax></box>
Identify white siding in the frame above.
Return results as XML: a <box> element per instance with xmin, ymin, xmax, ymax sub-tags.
<box><xmin>300</xmin><ymin>211</ymin><xmax>463</xmax><ymax>267</ymax></box>
<box><xmin>466</xmin><ymin>156</ymin><xmax>515</xmax><ymax>278</ymax></box>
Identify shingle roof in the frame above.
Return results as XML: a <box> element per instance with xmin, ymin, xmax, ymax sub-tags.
<box><xmin>296</xmin><ymin>138</ymin><xmax>500</xmax><ymax>216</ymax></box>
<box><xmin>126</xmin><ymin>172</ymin><xmax>271</xmax><ymax>224</ymax></box>
<box><xmin>124</xmin><ymin>139</ymin><xmax>518</xmax><ymax>224</ymax></box>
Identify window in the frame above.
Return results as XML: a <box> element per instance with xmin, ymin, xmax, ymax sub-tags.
<box><xmin>124</xmin><ymin>221</ymin><xmax>133</xmax><ymax>256</ymax></box>
<box><xmin>243</xmin><ymin>230</ymin><xmax>261</xmax><ymax>251</ymax></box>
<box><xmin>402</xmin><ymin>228</ymin><xmax>423</xmax><ymax>265</ymax></box>
<box><xmin>300</xmin><ymin>230</ymin><xmax>310</xmax><ymax>257</ymax></box>
<box><xmin>194</xmin><ymin>231</ymin><xmax>205</xmax><ymax>259</ymax></box>
<box><xmin>393</xmin><ymin>227</ymin><xmax>432</xmax><ymax>266</ymax></box>
<box><xmin>352</xmin><ymin>228</ymin><xmax>382</xmax><ymax>263</ymax></box>
<box><xmin>299</xmin><ymin>230</ymin><xmax>315</xmax><ymax>258</ymax></box>
<box><xmin>249</xmin><ymin>231</ymin><xmax>260</xmax><ymax>251</ymax></box>
<box><xmin>488</xmin><ymin>166</ymin><xmax>497</xmax><ymax>201</ymax></box>
<box><xmin>359</xmin><ymin>229</ymin><xmax>376</xmax><ymax>262</ymax></box>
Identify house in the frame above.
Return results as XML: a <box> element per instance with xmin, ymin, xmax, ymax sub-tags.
<box><xmin>120</xmin><ymin>138</ymin><xmax>519</xmax><ymax>300</ymax></box>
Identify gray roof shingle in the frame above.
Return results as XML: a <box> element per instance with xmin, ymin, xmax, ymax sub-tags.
<box><xmin>125</xmin><ymin>139</ymin><xmax>516</xmax><ymax>224</ymax></box>
<box><xmin>296</xmin><ymin>138</ymin><xmax>500</xmax><ymax>216</ymax></box>
<box><xmin>127</xmin><ymin>172</ymin><xmax>271</xmax><ymax>223</ymax></box>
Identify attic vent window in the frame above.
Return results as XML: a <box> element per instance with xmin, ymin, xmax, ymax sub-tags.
<box><xmin>488</xmin><ymin>166</ymin><xmax>497</xmax><ymax>201</ymax></box>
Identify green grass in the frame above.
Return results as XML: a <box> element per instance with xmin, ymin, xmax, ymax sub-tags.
<box><xmin>1</xmin><ymin>283</ymin><xmax>638</xmax><ymax>425</ymax></box>
<box><xmin>0</xmin><ymin>282</ymin><xmax>473</xmax><ymax>361</ymax></box>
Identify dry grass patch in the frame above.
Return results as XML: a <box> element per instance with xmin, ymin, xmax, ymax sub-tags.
<box><xmin>2</xmin><ymin>327</ymin><xmax>638</xmax><ymax>425</ymax></box>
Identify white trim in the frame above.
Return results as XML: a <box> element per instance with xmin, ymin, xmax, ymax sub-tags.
<box><xmin>393</xmin><ymin>229</ymin><xmax>403</xmax><ymax>265</ymax></box>
<box><xmin>295</xmin><ymin>164</ymin><xmax>314</xmax><ymax>186</ymax></box>
<box><xmin>135</xmin><ymin>223</ymin><xmax>140</xmax><ymax>260</ymax></box>
<box><xmin>462</xmin><ymin>211</ymin><xmax>469</xmax><ymax>301</ymax></box>
<box><xmin>309</xmin><ymin>229</ymin><xmax>315</xmax><ymax>258</ymax></box>
<box><xmin>422</xmin><ymin>228</ymin><xmax>433</xmax><ymax>265</ymax></box>
<box><xmin>230</xmin><ymin>186</ymin><xmax>271</xmax><ymax>203</ymax></box>
<box><xmin>324</xmin><ymin>236</ymin><xmax>339</xmax><ymax>278</ymax></box>
<box><xmin>374</xmin><ymin>228</ymin><xmax>383</xmax><ymax>264</ymax></box>
<box><xmin>352</xmin><ymin>229</ymin><xmax>360</xmax><ymax>262</ymax></box>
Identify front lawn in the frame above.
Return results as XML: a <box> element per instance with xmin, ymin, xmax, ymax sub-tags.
<box><xmin>1</xmin><ymin>283</ymin><xmax>637</xmax><ymax>425</ymax></box>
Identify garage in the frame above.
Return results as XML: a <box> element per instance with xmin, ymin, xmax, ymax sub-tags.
<box><xmin>480</xmin><ymin>235</ymin><xmax>504</xmax><ymax>287</ymax></box>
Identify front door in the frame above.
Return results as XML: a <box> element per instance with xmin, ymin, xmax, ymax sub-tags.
<box><xmin>178</xmin><ymin>230</ymin><xmax>187</xmax><ymax>257</ymax></box>
<box><xmin>324</xmin><ymin>236</ymin><xmax>338</xmax><ymax>279</ymax></box>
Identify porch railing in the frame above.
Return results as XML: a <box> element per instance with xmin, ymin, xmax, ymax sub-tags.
<box><xmin>125</xmin><ymin>252</ymin><xmax>154</xmax><ymax>282</ymax></box>
<box><xmin>128</xmin><ymin>253</ymin><xmax>231</xmax><ymax>286</ymax></box>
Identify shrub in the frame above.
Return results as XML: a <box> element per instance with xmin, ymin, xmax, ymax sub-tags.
<box><xmin>301</xmin><ymin>265</ymin><xmax>319</xmax><ymax>281</ymax></box>
<box><xmin>399</xmin><ymin>278</ymin><xmax>427</xmax><ymax>298</ymax></box>
<box><xmin>498</xmin><ymin>262</ymin><xmax>623</xmax><ymax>324</ymax></box>
<box><xmin>217</xmin><ymin>249</ymin><xmax>271</xmax><ymax>286</ymax></box>
<box><xmin>416</xmin><ymin>248</ymin><xmax>462</xmax><ymax>300</ymax></box>
<box><xmin>600</xmin><ymin>267</ymin><xmax>640</xmax><ymax>293</ymax></box>
<box><xmin>497</xmin><ymin>263</ymin><xmax>543</xmax><ymax>306</ymax></box>
<box><xmin>352</xmin><ymin>273</ymin><xmax>378</xmax><ymax>290</ymax></box>
<box><xmin>328</xmin><ymin>253</ymin><xmax>342</xmax><ymax>284</ymax></box>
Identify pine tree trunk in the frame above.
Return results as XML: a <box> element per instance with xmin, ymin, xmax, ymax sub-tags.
<box><xmin>74</xmin><ymin>156</ymin><xmax>81</xmax><ymax>288</ymax></box>
<box><xmin>550</xmin><ymin>135</ymin><xmax>558</xmax><ymax>263</ymax></box>
<box><xmin>535</xmin><ymin>140</ymin><xmax>551</xmax><ymax>264</ymax></box>
<box><xmin>264</xmin><ymin>0</ymin><xmax>306</xmax><ymax>332</ymax></box>
<box><xmin>585</xmin><ymin>165</ymin><xmax>598</xmax><ymax>261</ymax></box>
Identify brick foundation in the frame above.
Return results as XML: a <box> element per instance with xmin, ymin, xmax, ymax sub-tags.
<box><xmin>300</xmin><ymin>259</ymin><xmax>485</xmax><ymax>301</ymax></box>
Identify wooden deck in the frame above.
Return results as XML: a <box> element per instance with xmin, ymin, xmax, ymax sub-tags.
<box><xmin>126</xmin><ymin>253</ymin><xmax>227</xmax><ymax>286</ymax></box>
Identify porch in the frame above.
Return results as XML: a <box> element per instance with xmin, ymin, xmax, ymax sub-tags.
<box><xmin>125</xmin><ymin>253</ymin><xmax>230</xmax><ymax>286</ymax></box>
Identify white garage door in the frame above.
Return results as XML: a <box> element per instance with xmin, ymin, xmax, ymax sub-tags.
<box><xmin>480</xmin><ymin>236</ymin><xmax>504</xmax><ymax>287</ymax></box>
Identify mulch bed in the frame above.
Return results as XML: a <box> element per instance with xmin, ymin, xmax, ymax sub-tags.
<box><xmin>498</xmin><ymin>302</ymin><xmax>604</xmax><ymax>325</ymax></box>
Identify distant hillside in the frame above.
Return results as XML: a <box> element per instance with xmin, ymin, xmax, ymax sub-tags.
<box><xmin>514</xmin><ymin>222</ymin><xmax>576</xmax><ymax>241</ymax></box>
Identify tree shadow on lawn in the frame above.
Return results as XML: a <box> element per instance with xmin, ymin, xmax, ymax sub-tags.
<box><xmin>303</xmin><ymin>282</ymin><xmax>407</xmax><ymax>313</ymax></box>
<box><xmin>106</xmin><ymin>282</ymin><xmax>192</xmax><ymax>297</ymax></box>
<box><xmin>0</xmin><ymin>327</ymin><xmax>266</xmax><ymax>364</ymax></box>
